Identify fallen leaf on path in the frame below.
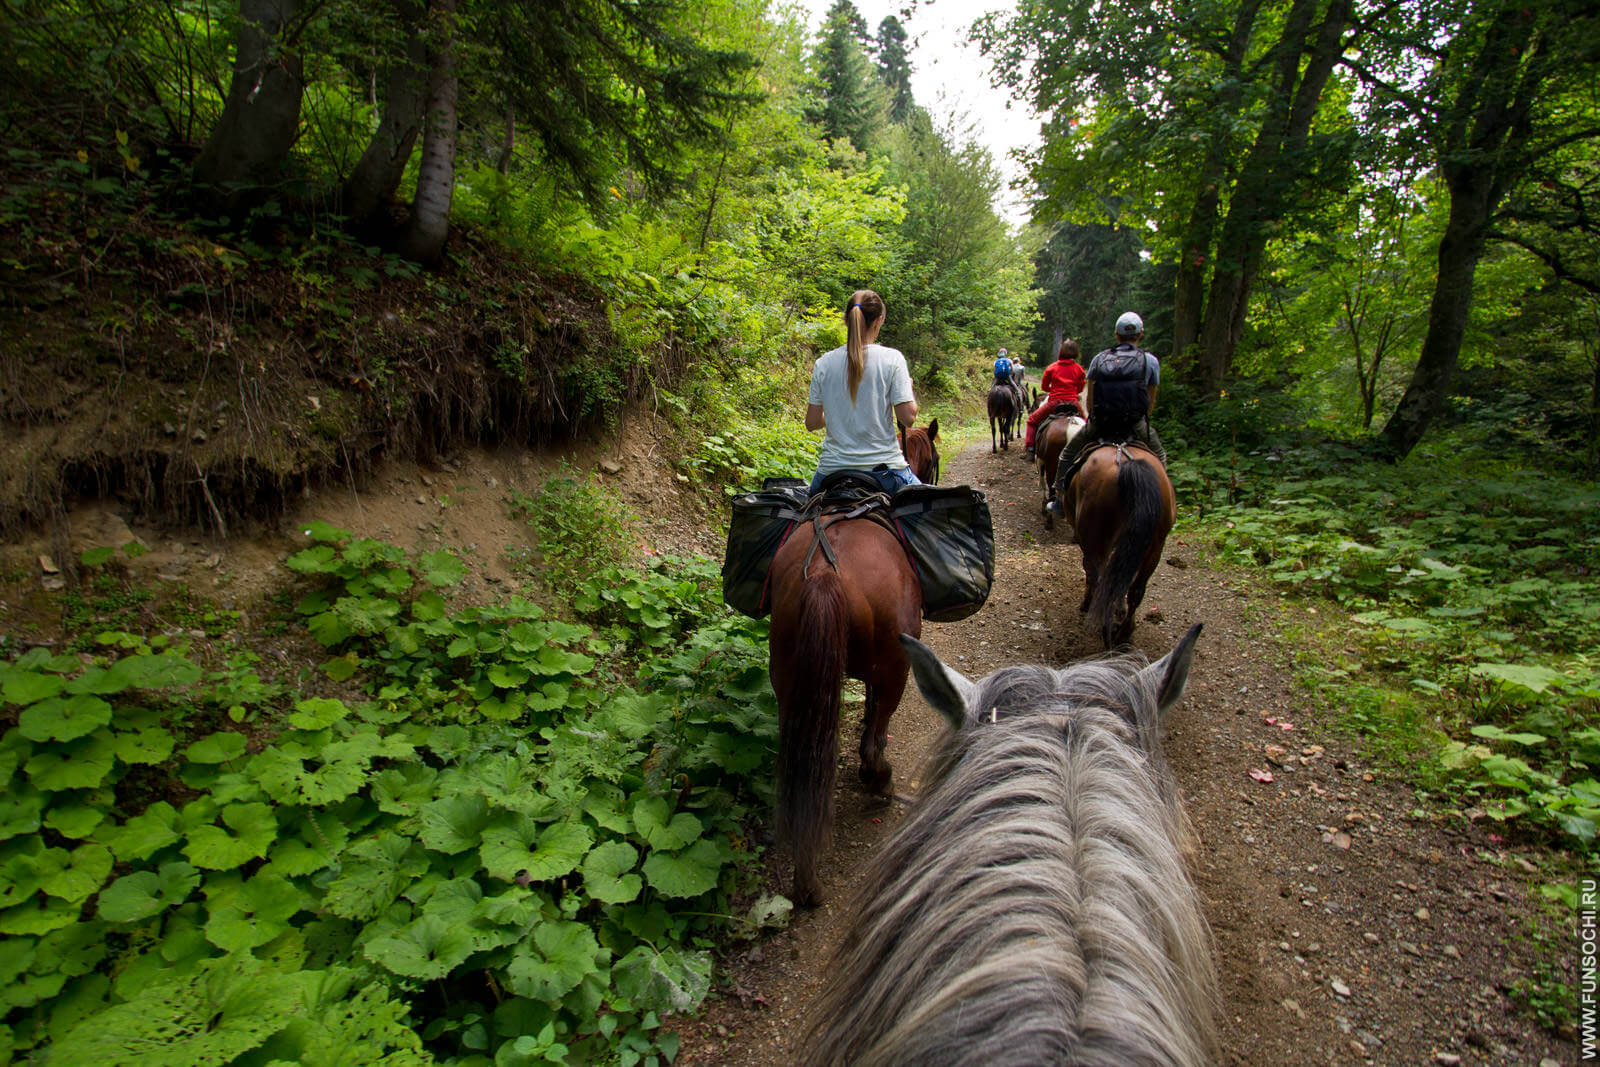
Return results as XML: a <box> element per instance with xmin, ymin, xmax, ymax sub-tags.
<box><xmin>1249</xmin><ymin>768</ymin><xmax>1275</xmax><ymax>783</ymax></box>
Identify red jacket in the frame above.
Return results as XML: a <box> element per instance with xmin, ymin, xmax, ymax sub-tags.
<box><xmin>1041</xmin><ymin>359</ymin><xmax>1086</xmax><ymax>404</ymax></box>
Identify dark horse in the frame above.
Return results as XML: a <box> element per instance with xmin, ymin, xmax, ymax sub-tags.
<box><xmin>803</xmin><ymin>625</ymin><xmax>1217</xmax><ymax>1066</ymax></box>
<box><xmin>1063</xmin><ymin>443</ymin><xmax>1175</xmax><ymax>647</ymax></box>
<box><xmin>900</xmin><ymin>419</ymin><xmax>940</xmax><ymax>484</ymax></box>
<box><xmin>767</xmin><ymin>497</ymin><xmax>922</xmax><ymax>907</ymax></box>
<box><xmin>987</xmin><ymin>385</ymin><xmax>1017</xmax><ymax>453</ymax></box>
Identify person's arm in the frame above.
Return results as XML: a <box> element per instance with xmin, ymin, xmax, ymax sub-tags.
<box><xmin>1147</xmin><ymin>385</ymin><xmax>1158</xmax><ymax>413</ymax></box>
<box><xmin>894</xmin><ymin>399</ymin><xmax>918</xmax><ymax>428</ymax></box>
<box><xmin>1082</xmin><ymin>380</ymin><xmax>1094</xmax><ymax>418</ymax></box>
<box><xmin>805</xmin><ymin>404</ymin><xmax>825</xmax><ymax>432</ymax></box>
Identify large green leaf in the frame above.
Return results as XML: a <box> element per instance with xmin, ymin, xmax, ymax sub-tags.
<box><xmin>98</xmin><ymin>862</ymin><xmax>201</xmax><ymax>923</ymax></box>
<box><xmin>0</xmin><ymin>784</ymin><xmax>45</xmax><ymax>842</ymax></box>
<box><xmin>112</xmin><ymin>725</ymin><xmax>176</xmax><ymax>765</ymax></box>
<box><xmin>504</xmin><ymin>920</ymin><xmax>602</xmax><ymax>1002</ymax></box>
<box><xmin>581</xmin><ymin>841</ymin><xmax>642</xmax><ymax>905</ymax></box>
<box><xmin>18</xmin><ymin>694</ymin><xmax>112</xmax><ymax>743</ymax></box>
<box><xmin>288</xmin><ymin>697</ymin><xmax>352</xmax><ymax>730</ymax></box>
<box><xmin>1</xmin><ymin>667</ymin><xmax>62</xmax><ymax>706</ymax></box>
<box><xmin>611</xmin><ymin>944</ymin><xmax>712</xmax><ymax>1015</ymax></box>
<box><xmin>184</xmin><ymin>803</ymin><xmax>278</xmax><ymax>870</ymax></box>
<box><xmin>203</xmin><ymin>872</ymin><xmax>301</xmax><ymax>952</ymax></box>
<box><xmin>96</xmin><ymin>801</ymin><xmax>181</xmax><ymax>862</ymax></box>
<box><xmin>524</xmin><ymin>822</ymin><xmax>593</xmax><ymax>883</ymax></box>
<box><xmin>363</xmin><ymin>914</ymin><xmax>476</xmax><ymax>980</ymax></box>
<box><xmin>0</xmin><ymin>839</ymin><xmax>59</xmax><ymax>908</ymax></box>
<box><xmin>632</xmin><ymin>796</ymin><xmax>702</xmax><ymax>851</ymax></box>
<box><xmin>641</xmin><ymin>838</ymin><xmax>722</xmax><ymax>898</ymax></box>
<box><xmin>26</xmin><ymin>731</ymin><xmax>116</xmax><ymax>790</ymax></box>
<box><xmin>478</xmin><ymin>816</ymin><xmax>540</xmax><ymax>883</ymax></box>
<box><xmin>0</xmin><ymin>894</ymin><xmax>79</xmax><ymax>935</ymax></box>
<box><xmin>51</xmin><ymin>954</ymin><xmax>306</xmax><ymax>1065</ymax></box>
<box><xmin>419</xmin><ymin>793</ymin><xmax>492</xmax><ymax>854</ymax></box>
<box><xmin>39</xmin><ymin>842</ymin><xmax>112</xmax><ymax>903</ymax></box>
<box><xmin>1470</xmin><ymin>662</ymin><xmax>1565</xmax><ymax>695</ymax></box>
<box><xmin>92</xmin><ymin>654</ymin><xmax>203</xmax><ymax>693</ymax></box>
<box><xmin>185</xmin><ymin>732</ymin><xmax>248</xmax><ymax>764</ymax></box>
<box><xmin>323</xmin><ymin>833</ymin><xmax>428</xmax><ymax>920</ymax></box>
<box><xmin>371</xmin><ymin>764</ymin><xmax>437</xmax><ymax>816</ymax></box>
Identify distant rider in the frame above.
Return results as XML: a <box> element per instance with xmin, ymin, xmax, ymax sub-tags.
<box><xmin>1047</xmin><ymin>312</ymin><xmax>1167</xmax><ymax>517</ymax></box>
<box><xmin>1024</xmin><ymin>338</ymin><xmax>1088</xmax><ymax>462</ymax></box>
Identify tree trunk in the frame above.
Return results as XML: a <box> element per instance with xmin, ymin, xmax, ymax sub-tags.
<box><xmin>1196</xmin><ymin>0</ymin><xmax>1352</xmax><ymax>392</ymax></box>
<box><xmin>1380</xmin><ymin>1</ymin><xmax>1545</xmax><ymax>457</ymax></box>
<box><xmin>400</xmin><ymin>0</ymin><xmax>458</xmax><ymax>265</ymax></box>
<box><xmin>1380</xmin><ymin>181</ymin><xmax>1494</xmax><ymax>456</ymax></box>
<box><xmin>194</xmin><ymin>0</ymin><xmax>304</xmax><ymax>203</ymax></box>
<box><xmin>1172</xmin><ymin>0</ymin><xmax>1263</xmax><ymax>362</ymax></box>
<box><xmin>1171</xmin><ymin>183</ymin><xmax>1219</xmax><ymax>360</ymax></box>
<box><xmin>496</xmin><ymin>108</ymin><xmax>516</xmax><ymax>174</ymax></box>
<box><xmin>342</xmin><ymin>1</ymin><xmax>426</xmax><ymax>231</ymax></box>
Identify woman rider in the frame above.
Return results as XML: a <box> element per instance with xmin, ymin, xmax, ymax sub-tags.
<box><xmin>1023</xmin><ymin>338</ymin><xmax>1088</xmax><ymax>461</ymax></box>
<box><xmin>805</xmin><ymin>289</ymin><xmax>920</xmax><ymax>496</ymax></box>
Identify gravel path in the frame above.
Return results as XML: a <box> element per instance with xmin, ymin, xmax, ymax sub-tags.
<box><xmin>676</xmin><ymin>437</ymin><xmax>1575</xmax><ymax>1066</ymax></box>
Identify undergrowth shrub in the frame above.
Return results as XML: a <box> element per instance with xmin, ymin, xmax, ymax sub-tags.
<box><xmin>1181</xmin><ymin>441</ymin><xmax>1600</xmax><ymax>850</ymax></box>
<box><xmin>0</xmin><ymin>521</ymin><xmax>783</xmax><ymax>1065</ymax></box>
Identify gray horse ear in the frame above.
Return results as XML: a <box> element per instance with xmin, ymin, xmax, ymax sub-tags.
<box><xmin>1138</xmin><ymin>622</ymin><xmax>1202</xmax><ymax>716</ymax></box>
<box><xmin>899</xmin><ymin>634</ymin><xmax>974</xmax><ymax>729</ymax></box>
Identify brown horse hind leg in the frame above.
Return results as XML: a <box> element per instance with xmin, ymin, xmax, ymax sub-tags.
<box><xmin>857</xmin><ymin>677</ymin><xmax>899</xmax><ymax>795</ymax></box>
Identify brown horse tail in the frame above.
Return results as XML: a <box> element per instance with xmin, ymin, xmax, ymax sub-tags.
<box><xmin>1092</xmin><ymin>458</ymin><xmax>1164</xmax><ymax>646</ymax></box>
<box><xmin>777</xmin><ymin>568</ymin><xmax>847</xmax><ymax>895</ymax></box>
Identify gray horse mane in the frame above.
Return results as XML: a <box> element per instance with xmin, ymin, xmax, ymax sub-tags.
<box><xmin>802</xmin><ymin>655</ymin><xmax>1219</xmax><ymax>1067</ymax></box>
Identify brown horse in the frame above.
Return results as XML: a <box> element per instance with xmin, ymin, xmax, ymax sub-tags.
<box><xmin>1065</xmin><ymin>443</ymin><xmax>1175</xmax><ymax>647</ymax></box>
<box><xmin>987</xmin><ymin>385</ymin><xmax>1017</xmax><ymax>452</ymax></box>
<box><xmin>767</xmin><ymin>503</ymin><xmax>922</xmax><ymax>906</ymax></box>
<box><xmin>1036</xmin><ymin>408</ymin><xmax>1085</xmax><ymax>530</ymax></box>
<box><xmin>900</xmin><ymin>419</ymin><xmax>940</xmax><ymax>484</ymax></box>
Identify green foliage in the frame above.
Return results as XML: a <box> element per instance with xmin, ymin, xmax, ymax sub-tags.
<box><xmin>1183</xmin><ymin>439</ymin><xmax>1600</xmax><ymax>848</ymax></box>
<box><xmin>508</xmin><ymin>469</ymin><xmax>639</xmax><ymax>595</ymax></box>
<box><xmin>0</xmin><ymin>525</ymin><xmax>782</xmax><ymax>1064</ymax></box>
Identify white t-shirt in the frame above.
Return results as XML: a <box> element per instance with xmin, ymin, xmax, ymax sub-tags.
<box><xmin>809</xmin><ymin>343</ymin><xmax>916</xmax><ymax>475</ymax></box>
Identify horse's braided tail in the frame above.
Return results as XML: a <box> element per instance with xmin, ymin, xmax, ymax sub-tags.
<box><xmin>1092</xmin><ymin>458</ymin><xmax>1164</xmax><ymax>644</ymax></box>
<box><xmin>777</xmin><ymin>568</ymin><xmax>846</xmax><ymax>897</ymax></box>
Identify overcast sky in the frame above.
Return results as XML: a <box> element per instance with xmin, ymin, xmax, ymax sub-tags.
<box><xmin>789</xmin><ymin>0</ymin><xmax>1041</xmax><ymax>226</ymax></box>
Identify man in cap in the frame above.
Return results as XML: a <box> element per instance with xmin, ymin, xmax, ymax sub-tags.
<box><xmin>1047</xmin><ymin>311</ymin><xmax>1167</xmax><ymax>519</ymax></box>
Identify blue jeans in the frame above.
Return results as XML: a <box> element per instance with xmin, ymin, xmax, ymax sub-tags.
<box><xmin>809</xmin><ymin>465</ymin><xmax>920</xmax><ymax>496</ymax></box>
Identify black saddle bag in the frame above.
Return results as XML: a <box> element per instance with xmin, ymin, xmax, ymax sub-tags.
<box><xmin>721</xmin><ymin>479</ymin><xmax>810</xmax><ymax>618</ymax></box>
<box><xmin>890</xmin><ymin>485</ymin><xmax>994</xmax><ymax>623</ymax></box>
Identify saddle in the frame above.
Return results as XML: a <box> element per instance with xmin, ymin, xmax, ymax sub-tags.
<box><xmin>1037</xmin><ymin>401</ymin><xmax>1082</xmax><ymax>434</ymax></box>
<box><xmin>1058</xmin><ymin>437</ymin><xmax>1161</xmax><ymax>498</ymax></box>
<box><xmin>725</xmin><ymin>479</ymin><xmax>994</xmax><ymax>622</ymax></box>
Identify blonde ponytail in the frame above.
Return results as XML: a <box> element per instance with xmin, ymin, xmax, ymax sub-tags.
<box><xmin>844</xmin><ymin>289</ymin><xmax>885</xmax><ymax>403</ymax></box>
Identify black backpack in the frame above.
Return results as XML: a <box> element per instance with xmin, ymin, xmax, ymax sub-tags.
<box><xmin>1090</xmin><ymin>346</ymin><xmax>1150</xmax><ymax>428</ymax></box>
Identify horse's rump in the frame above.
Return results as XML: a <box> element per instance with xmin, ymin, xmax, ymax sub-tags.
<box><xmin>804</xmin><ymin>642</ymin><xmax>1217</xmax><ymax>1067</ymax></box>
<box><xmin>767</xmin><ymin>516</ymin><xmax>921</xmax><ymax>906</ymax></box>
<box><xmin>1072</xmin><ymin>445</ymin><xmax>1176</xmax><ymax>646</ymax></box>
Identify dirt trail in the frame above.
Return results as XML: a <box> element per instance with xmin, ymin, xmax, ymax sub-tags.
<box><xmin>678</xmin><ymin>437</ymin><xmax>1574</xmax><ymax>1066</ymax></box>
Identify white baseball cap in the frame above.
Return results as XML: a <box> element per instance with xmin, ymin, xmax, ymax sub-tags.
<box><xmin>1115</xmin><ymin>312</ymin><xmax>1143</xmax><ymax>338</ymax></box>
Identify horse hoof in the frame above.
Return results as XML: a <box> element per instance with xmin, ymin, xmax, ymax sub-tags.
<box><xmin>859</xmin><ymin>760</ymin><xmax>893</xmax><ymax>795</ymax></box>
